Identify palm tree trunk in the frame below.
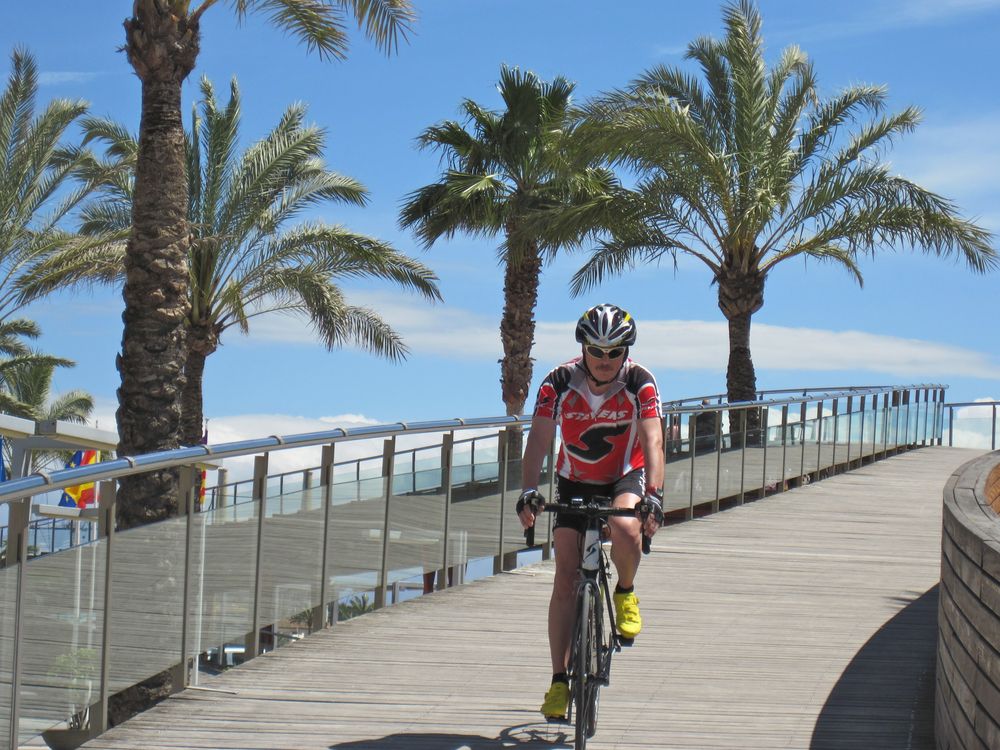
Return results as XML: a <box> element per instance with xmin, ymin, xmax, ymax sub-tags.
<box><xmin>718</xmin><ymin>261</ymin><xmax>765</xmax><ymax>445</ymax></box>
<box><xmin>726</xmin><ymin>312</ymin><xmax>757</xmax><ymax>402</ymax></box>
<box><xmin>499</xmin><ymin>242</ymin><xmax>542</xmax><ymax>418</ymax></box>
<box><xmin>181</xmin><ymin>324</ymin><xmax>216</xmax><ymax>447</ymax></box>
<box><xmin>116</xmin><ymin>3</ymin><xmax>199</xmax><ymax>529</ymax></box>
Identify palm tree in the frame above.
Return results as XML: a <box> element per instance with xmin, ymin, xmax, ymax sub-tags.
<box><xmin>400</xmin><ymin>65</ymin><xmax>617</xmax><ymax>417</ymax></box>
<box><xmin>0</xmin><ymin>48</ymin><xmax>93</xmax><ymax>322</ymax></box>
<box><xmin>566</xmin><ymin>0</ymin><xmax>996</xmax><ymax>414</ymax></box>
<box><xmin>118</xmin><ymin>0</ymin><xmax>415</xmax><ymax>526</ymax></box>
<box><xmin>0</xmin><ymin>318</ymin><xmax>92</xmax><ymax>473</ymax></box>
<box><xmin>24</xmin><ymin>76</ymin><xmax>441</xmax><ymax>451</ymax></box>
<box><xmin>1</xmin><ymin>358</ymin><xmax>94</xmax><ymax>474</ymax></box>
<box><xmin>0</xmin><ymin>318</ymin><xmax>75</xmax><ymax>415</ymax></box>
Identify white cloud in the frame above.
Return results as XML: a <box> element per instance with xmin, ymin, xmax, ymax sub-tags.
<box><xmin>243</xmin><ymin>296</ymin><xmax>1000</xmax><ymax>380</ymax></box>
<box><xmin>773</xmin><ymin>0</ymin><xmax>1000</xmax><ymax>42</ymax></box>
<box><xmin>892</xmin><ymin>114</ymin><xmax>1000</xmax><ymax>198</ymax></box>
<box><xmin>39</xmin><ymin>71</ymin><xmax>98</xmax><ymax>86</ymax></box>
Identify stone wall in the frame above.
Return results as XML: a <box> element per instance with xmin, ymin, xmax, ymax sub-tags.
<box><xmin>937</xmin><ymin>452</ymin><xmax>1000</xmax><ymax>748</ymax></box>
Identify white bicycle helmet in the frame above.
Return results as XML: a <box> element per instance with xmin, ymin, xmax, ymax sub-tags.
<box><xmin>575</xmin><ymin>304</ymin><xmax>637</xmax><ymax>348</ymax></box>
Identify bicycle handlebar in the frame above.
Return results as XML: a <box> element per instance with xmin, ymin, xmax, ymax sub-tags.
<box><xmin>524</xmin><ymin>497</ymin><xmax>654</xmax><ymax>554</ymax></box>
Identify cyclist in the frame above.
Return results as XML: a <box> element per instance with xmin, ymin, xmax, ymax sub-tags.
<box><xmin>516</xmin><ymin>303</ymin><xmax>665</xmax><ymax>722</ymax></box>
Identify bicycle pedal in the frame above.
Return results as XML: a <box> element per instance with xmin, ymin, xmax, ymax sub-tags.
<box><xmin>544</xmin><ymin>715</ymin><xmax>570</xmax><ymax>725</ymax></box>
<box><xmin>618</xmin><ymin>636</ymin><xmax>635</xmax><ymax>647</ymax></box>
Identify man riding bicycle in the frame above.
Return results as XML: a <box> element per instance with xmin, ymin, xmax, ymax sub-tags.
<box><xmin>516</xmin><ymin>303</ymin><xmax>665</xmax><ymax>722</ymax></box>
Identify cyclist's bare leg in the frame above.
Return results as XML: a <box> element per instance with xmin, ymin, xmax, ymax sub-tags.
<box><xmin>608</xmin><ymin>492</ymin><xmax>642</xmax><ymax>589</ymax></box>
<box><xmin>549</xmin><ymin>526</ymin><xmax>582</xmax><ymax>673</ymax></box>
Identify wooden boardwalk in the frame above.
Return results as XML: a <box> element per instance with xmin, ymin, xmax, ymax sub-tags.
<box><xmin>74</xmin><ymin>447</ymin><xmax>982</xmax><ymax>750</ymax></box>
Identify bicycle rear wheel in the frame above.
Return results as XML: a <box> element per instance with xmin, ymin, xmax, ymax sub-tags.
<box><xmin>573</xmin><ymin>580</ymin><xmax>601</xmax><ymax>749</ymax></box>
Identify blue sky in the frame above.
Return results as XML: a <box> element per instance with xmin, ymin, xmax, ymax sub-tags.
<box><xmin>3</xmin><ymin>0</ymin><xmax>1000</xmax><ymax>459</ymax></box>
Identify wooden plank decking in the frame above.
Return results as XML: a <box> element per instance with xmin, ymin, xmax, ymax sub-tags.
<box><xmin>74</xmin><ymin>446</ymin><xmax>983</xmax><ymax>750</ymax></box>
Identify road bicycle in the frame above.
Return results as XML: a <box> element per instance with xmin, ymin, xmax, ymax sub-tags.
<box><xmin>533</xmin><ymin>496</ymin><xmax>652</xmax><ymax>749</ymax></box>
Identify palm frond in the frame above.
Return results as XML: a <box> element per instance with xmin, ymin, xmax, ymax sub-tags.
<box><xmin>226</xmin><ymin>0</ymin><xmax>414</xmax><ymax>59</ymax></box>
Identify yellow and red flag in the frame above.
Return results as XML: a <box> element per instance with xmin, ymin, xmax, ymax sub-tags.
<box><xmin>58</xmin><ymin>450</ymin><xmax>100</xmax><ymax>508</ymax></box>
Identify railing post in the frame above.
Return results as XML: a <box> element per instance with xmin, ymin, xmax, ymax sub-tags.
<box><xmin>496</xmin><ymin>429</ymin><xmax>515</xmax><ymax>574</ymax></box>
<box><xmin>881</xmin><ymin>392</ymin><xmax>889</xmax><ymax>459</ymax></box>
<box><xmin>687</xmin><ymin>415</ymin><xmax>696</xmax><ymax>519</ymax></box>
<box><xmin>938</xmin><ymin>388</ymin><xmax>947</xmax><ymax>445</ymax></box>
<box><xmin>780</xmin><ymin>404</ymin><xmax>789</xmax><ymax>491</ymax></box>
<box><xmin>314</xmin><ymin>444</ymin><xmax>335</xmax><ymax>630</ymax></box>
<box><xmin>82</xmin><ymin>480</ymin><xmax>117</xmax><ymax>737</ymax></box>
<box><xmin>902</xmin><ymin>389</ymin><xmax>911</xmax><ymax>446</ymax></box>
<box><xmin>813</xmin><ymin>400</ymin><xmax>822</xmax><ymax>478</ymax></box>
<box><xmin>176</xmin><ymin>467</ymin><xmax>196</xmax><ymax>690</ymax></box>
<box><xmin>738</xmin><ymin>407</ymin><xmax>748</xmax><ymax>505</ymax></box>
<box><xmin>922</xmin><ymin>388</ymin><xmax>931</xmax><ymax>446</ymax></box>
<box><xmin>216</xmin><ymin>467</ymin><xmax>229</xmax><ymax>509</ymax></box>
<box><xmin>438</xmin><ymin>433</ymin><xmax>454</xmax><ymax>591</ymax></box>
<box><xmin>948</xmin><ymin>405</ymin><xmax>954</xmax><ymax>447</ymax></box>
<box><xmin>7</xmin><ymin>501</ymin><xmax>29</xmax><ymax>750</ymax></box>
<box><xmin>829</xmin><ymin>398</ymin><xmax>839</xmax><ymax>473</ymax></box>
<box><xmin>845</xmin><ymin>396</ymin><xmax>854</xmax><ymax>468</ymax></box>
<box><xmin>800</xmin><ymin>401</ymin><xmax>809</xmax><ymax>480</ymax></box>
<box><xmin>712</xmin><ymin>411</ymin><xmax>721</xmax><ymax>513</ymax></box>
<box><xmin>761</xmin><ymin>407</ymin><xmax>770</xmax><ymax>496</ymax></box>
<box><xmin>247</xmin><ymin>454</ymin><xmax>269</xmax><ymax>658</ymax></box>
<box><xmin>376</xmin><ymin>437</ymin><xmax>396</xmax><ymax>609</ymax></box>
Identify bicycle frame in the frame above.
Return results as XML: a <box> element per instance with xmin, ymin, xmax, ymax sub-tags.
<box><xmin>541</xmin><ymin>498</ymin><xmax>642</xmax><ymax>748</ymax></box>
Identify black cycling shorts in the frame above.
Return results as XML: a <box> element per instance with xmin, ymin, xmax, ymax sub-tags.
<box><xmin>552</xmin><ymin>468</ymin><xmax>646</xmax><ymax>533</ymax></box>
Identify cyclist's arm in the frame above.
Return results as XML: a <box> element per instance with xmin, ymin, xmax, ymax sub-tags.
<box><xmin>638</xmin><ymin>416</ymin><xmax>664</xmax><ymax>493</ymax></box>
<box><xmin>638</xmin><ymin>416</ymin><xmax>665</xmax><ymax>536</ymax></box>
<box><xmin>521</xmin><ymin>415</ymin><xmax>556</xmax><ymax>492</ymax></box>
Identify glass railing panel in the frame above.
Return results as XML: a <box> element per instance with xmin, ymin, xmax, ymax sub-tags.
<box><xmin>886</xmin><ymin>405</ymin><xmax>900</xmax><ymax>450</ymax></box>
<box><xmin>108</xmin><ymin>516</ymin><xmax>186</xmax><ymax>694</ymax></box>
<box><xmin>325</xmin><ymin>475</ymin><xmax>387</xmax><ymax>612</ymax></box>
<box><xmin>799</xmin><ymin>417</ymin><xmax>819</xmax><ymax>476</ymax></box>
<box><xmin>18</xmin><ymin>539</ymin><xmax>106</xmax><ymax>743</ymax></box>
<box><xmin>690</xmin><ymin>449</ymin><xmax>718</xmax><ymax>508</ymax></box>
<box><xmin>717</xmin><ymin>438</ymin><xmax>745</xmax><ymax>500</ymax></box>
<box><xmin>259</xmin><ymin>489</ymin><xmax>323</xmax><ymax>643</ymax></box>
<box><xmin>187</xmin><ymin>501</ymin><xmax>258</xmax><ymax>671</ymax></box>
<box><xmin>385</xmin><ymin>468</ymin><xmax>446</xmax><ymax>590</ymax></box>
<box><xmin>762</xmin><ymin>423</ymin><xmax>784</xmax><ymax>492</ymax></box>
<box><xmin>445</xmin><ymin>459</ymin><xmax>501</xmax><ymax>566</ymax></box>
<box><xmin>664</xmin><ymin>441</ymin><xmax>692</xmax><ymax>513</ymax></box>
<box><xmin>818</xmin><ymin>415</ymin><xmax>838</xmax><ymax>471</ymax></box>
<box><xmin>949</xmin><ymin>415</ymin><xmax>995</xmax><ymax>449</ymax></box>
<box><xmin>0</xmin><ymin>562</ymin><xmax>13</xmax><ymax>750</ymax></box>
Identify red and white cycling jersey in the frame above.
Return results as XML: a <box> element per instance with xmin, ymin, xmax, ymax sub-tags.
<box><xmin>532</xmin><ymin>357</ymin><xmax>662</xmax><ymax>484</ymax></box>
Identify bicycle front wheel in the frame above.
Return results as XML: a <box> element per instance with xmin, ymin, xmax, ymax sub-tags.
<box><xmin>573</xmin><ymin>580</ymin><xmax>601</xmax><ymax>749</ymax></box>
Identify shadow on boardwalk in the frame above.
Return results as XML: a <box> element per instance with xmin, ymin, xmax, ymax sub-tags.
<box><xmin>329</xmin><ymin>723</ymin><xmax>569</xmax><ymax>750</ymax></box>
<box><xmin>811</xmin><ymin>585</ymin><xmax>938</xmax><ymax>750</ymax></box>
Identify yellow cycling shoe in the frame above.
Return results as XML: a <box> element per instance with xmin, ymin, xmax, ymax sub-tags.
<box><xmin>540</xmin><ymin>680</ymin><xmax>569</xmax><ymax>722</ymax></box>
<box><xmin>614</xmin><ymin>590</ymin><xmax>642</xmax><ymax>638</ymax></box>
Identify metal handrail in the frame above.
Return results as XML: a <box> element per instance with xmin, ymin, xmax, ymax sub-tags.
<box><xmin>0</xmin><ymin>415</ymin><xmax>530</xmax><ymax>505</ymax></box>
<box><xmin>0</xmin><ymin>384</ymin><xmax>945</xmax><ymax>506</ymax></box>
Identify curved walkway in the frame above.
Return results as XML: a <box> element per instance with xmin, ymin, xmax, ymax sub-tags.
<box><xmin>76</xmin><ymin>447</ymin><xmax>982</xmax><ymax>750</ymax></box>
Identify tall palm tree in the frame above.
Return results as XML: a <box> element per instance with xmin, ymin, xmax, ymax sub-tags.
<box><xmin>119</xmin><ymin>0</ymin><xmax>415</xmax><ymax>527</ymax></box>
<box><xmin>566</xmin><ymin>0</ymin><xmax>996</xmax><ymax>412</ymax></box>
<box><xmin>24</xmin><ymin>76</ymin><xmax>441</xmax><ymax>451</ymax></box>
<box><xmin>0</xmin><ymin>48</ymin><xmax>93</xmax><ymax>322</ymax></box>
<box><xmin>400</xmin><ymin>65</ymin><xmax>617</xmax><ymax>417</ymax></box>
